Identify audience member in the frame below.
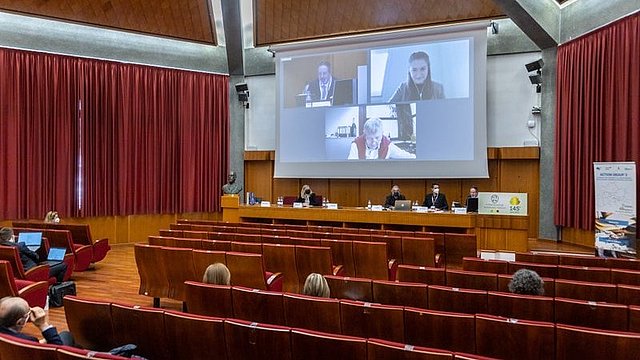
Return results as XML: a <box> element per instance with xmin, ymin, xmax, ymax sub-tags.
<box><xmin>422</xmin><ymin>183</ymin><xmax>448</xmax><ymax>210</ymax></box>
<box><xmin>508</xmin><ymin>269</ymin><xmax>544</xmax><ymax>296</ymax></box>
<box><xmin>389</xmin><ymin>51</ymin><xmax>445</xmax><ymax>102</ymax></box>
<box><xmin>44</xmin><ymin>211</ymin><xmax>60</xmax><ymax>223</ymax></box>
<box><xmin>222</xmin><ymin>171</ymin><xmax>242</xmax><ymax>195</ymax></box>
<box><xmin>0</xmin><ymin>296</ymin><xmax>71</xmax><ymax>345</ymax></box>
<box><xmin>0</xmin><ymin>227</ymin><xmax>67</xmax><ymax>283</ymax></box>
<box><xmin>296</xmin><ymin>185</ymin><xmax>322</xmax><ymax>206</ymax></box>
<box><xmin>302</xmin><ymin>273</ymin><xmax>330</xmax><ymax>298</ymax></box>
<box><xmin>348</xmin><ymin>118</ymin><xmax>415</xmax><ymax>160</ymax></box>
<box><xmin>384</xmin><ymin>185</ymin><xmax>406</xmax><ymax>208</ymax></box>
<box><xmin>304</xmin><ymin>61</ymin><xmax>335</xmax><ymax>102</ymax></box>
<box><xmin>202</xmin><ymin>263</ymin><xmax>231</xmax><ymax>285</ymax></box>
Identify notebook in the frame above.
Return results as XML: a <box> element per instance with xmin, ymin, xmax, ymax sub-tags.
<box><xmin>19</xmin><ymin>232</ymin><xmax>42</xmax><ymax>251</ymax></box>
<box><xmin>47</xmin><ymin>247</ymin><xmax>66</xmax><ymax>262</ymax></box>
<box><xmin>466</xmin><ymin>197</ymin><xmax>479</xmax><ymax>212</ymax></box>
<box><xmin>394</xmin><ymin>200</ymin><xmax>413</xmax><ymax>211</ymax></box>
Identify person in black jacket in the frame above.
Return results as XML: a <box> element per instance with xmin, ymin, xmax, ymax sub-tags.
<box><xmin>0</xmin><ymin>296</ymin><xmax>66</xmax><ymax>345</ymax></box>
<box><xmin>296</xmin><ymin>185</ymin><xmax>322</xmax><ymax>207</ymax></box>
<box><xmin>384</xmin><ymin>185</ymin><xmax>406</xmax><ymax>208</ymax></box>
<box><xmin>423</xmin><ymin>183</ymin><xmax>448</xmax><ymax>210</ymax></box>
<box><xmin>0</xmin><ymin>227</ymin><xmax>66</xmax><ymax>283</ymax></box>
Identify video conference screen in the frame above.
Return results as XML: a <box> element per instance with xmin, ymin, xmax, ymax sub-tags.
<box><xmin>274</xmin><ymin>23</ymin><xmax>488</xmax><ymax>178</ymax></box>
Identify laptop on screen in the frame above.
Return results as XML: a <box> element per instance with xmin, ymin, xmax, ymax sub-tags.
<box><xmin>394</xmin><ymin>200</ymin><xmax>412</xmax><ymax>211</ymax></box>
<box><xmin>467</xmin><ymin>197</ymin><xmax>479</xmax><ymax>212</ymax></box>
<box><xmin>47</xmin><ymin>247</ymin><xmax>66</xmax><ymax>262</ymax></box>
<box><xmin>18</xmin><ymin>232</ymin><xmax>42</xmax><ymax>251</ymax></box>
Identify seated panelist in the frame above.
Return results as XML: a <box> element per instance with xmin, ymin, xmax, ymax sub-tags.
<box><xmin>422</xmin><ymin>183</ymin><xmax>448</xmax><ymax>210</ymax></box>
<box><xmin>384</xmin><ymin>185</ymin><xmax>406</xmax><ymax>208</ymax></box>
<box><xmin>296</xmin><ymin>184</ymin><xmax>322</xmax><ymax>207</ymax></box>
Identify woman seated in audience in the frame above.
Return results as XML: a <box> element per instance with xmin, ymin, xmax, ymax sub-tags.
<box><xmin>44</xmin><ymin>211</ymin><xmax>61</xmax><ymax>223</ymax></box>
<box><xmin>202</xmin><ymin>263</ymin><xmax>231</xmax><ymax>285</ymax></box>
<box><xmin>508</xmin><ymin>268</ymin><xmax>544</xmax><ymax>296</ymax></box>
<box><xmin>302</xmin><ymin>273</ymin><xmax>330</xmax><ymax>298</ymax></box>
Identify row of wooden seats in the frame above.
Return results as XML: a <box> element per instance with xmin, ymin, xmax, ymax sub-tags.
<box><xmin>63</xmin><ymin>295</ymin><xmax>494</xmax><ymax>360</ymax></box>
<box><xmin>64</xmin><ymin>294</ymin><xmax>640</xmax><ymax>360</ymax></box>
<box><xmin>169</xmin><ymin>221</ymin><xmax>479</xmax><ymax>267</ymax></box>
<box><xmin>12</xmin><ymin>227</ymin><xmax>93</xmax><ymax>272</ymax></box>
<box><xmin>12</xmin><ymin>221</ymin><xmax>111</xmax><ymax>264</ymax></box>
<box><xmin>149</xmin><ymin>235</ymin><xmax>398</xmax><ymax>284</ymax></box>
<box><xmin>0</xmin><ymin>241</ymin><xmax>75</xmax><ymax>284</ymax></box>
<box><xmin>185</xmin><ymin>279</ymin><xmax>640</xmax><ymax>333</ymax></box>
<box><xmin>134</xmin><ymin>244</ymin><xmax>284</xmax><ymax>306</ymax></box>
<box><xmin>396</xmin><ymin>264</ymin><xmax>640</xmax><ymax>306</ymax></box>
<box><xmin>0</xmin><ymin>334</ymin><xmax>128</xmax><ymax>360</ymax></box>
<box><xmin>463</xmin><ymin>257</ymin><xmax>640</xmax><ymax>285</ymax></box>
<box><xmin>0</xmin><ymin>260</ymin><xmax>48</xmax><ymax>307</ymax></box>
<box><xmin>516</xmin><ymin>251</ymin><xmax>640</xmax><ymax>270</ymax></box>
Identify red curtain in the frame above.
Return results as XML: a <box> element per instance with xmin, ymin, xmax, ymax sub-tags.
<box><xmin>0</xmin><ymin>47</ymin><xmax>229</xmax><ymax>218</ymax></box>
<box><xmin>0</xmin><ymin>49</ymin><xmax>78</xmax><ymax>219</ymax></box>
<box><xmin>555</xmin><ymin>13</ymin><xmax>640</xmax><ymax>230</ymax></box>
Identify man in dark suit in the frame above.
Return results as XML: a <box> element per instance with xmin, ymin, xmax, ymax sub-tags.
<box><xmin>304</xmin><ymin>61</ymin><xmax>336</xmax><ymax>102</ymax></box>
<box><xmin>423</xmin><ymin>183</ymin><xmax>448</xmax><ymax>210</ymax></box>
<box><xmin>384</xmin><ymin>185</ymin><xmax>406</xmax><ymax>208</ymax></box>
<box><xmin>0</xmin><ymin>296</ymin><xmax>65</xmax><ymax>345</ymax></box>
<box><xmin>0</xmin><ymin>227</ymin><xmax>66</xmax><ymax>283</ymax></box>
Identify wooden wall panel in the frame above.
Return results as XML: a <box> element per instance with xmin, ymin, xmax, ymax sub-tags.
<box><xmin>360</xmin><ymin>179</ymin><xmax>393</xmax><ymax>207</ymax></box>
<box><xmin>273</xmin><ymin>178</ymin><xmax>300</xmax><ymax>201</ymax></box>
<box><xmin>393</xmin><ymin>179</ymin><xmax>426</xmax><ymax>205</ymax></box>
<box><xmin>499</xmin><ymin>158</ymin><xmax>539</xmax><ymax>238</ymax></box>
<box><xmin>244</xmin><ymin>160</ymin><xmax>273</xmax><ymax>202</ymax></box>
<box><xmin>329</xmin><ymin>179</ymin><xmax>359</xmax><ymax>207</ymax></box>
<box><xmin>561</xmin><ymin>227</ymin><xmax>594</xmax><ymax>248</ymax></box>
<box><xmin>254</xmin><ymin>0</ymin><xmax>504</xmax><ymax>45</ymax></box>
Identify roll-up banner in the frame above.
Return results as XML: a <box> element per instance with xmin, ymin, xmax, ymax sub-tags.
<box><xmin>594</xmin><ymin>162</ymin><xmax>637</xmax><ymax>257</ymax></box>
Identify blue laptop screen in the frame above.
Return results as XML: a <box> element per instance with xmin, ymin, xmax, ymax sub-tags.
<box><xmin>47</xmin><ymin>247</ymin><xmax>66</xmax><ymax>261</ymax></box>
<box><xmin>19</xmin><ymin>232</ymin><xmax>42</xmax><ymax>247</ymax></box>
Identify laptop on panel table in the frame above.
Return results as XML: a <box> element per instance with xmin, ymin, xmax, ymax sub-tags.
<box><xmin>394</xmin><ymin>200</ymin><xmax>413</xmax><ymax>211</ymax></box>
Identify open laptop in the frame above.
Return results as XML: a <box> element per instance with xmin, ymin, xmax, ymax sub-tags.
<box><xmin>394</xmin><ymin>200</ymin><xmax>413</xmax><ymax>211</ymax></box>
<box><xmin>45</xmin><ymin>247</ymin><xmax>66</xmax><ymax>265</ymax></box>
<box><xmin>18</xmin><ymin>232</ymin><xmax>43</xmax><ymax>252</ymax></box>
<box><xmin>467</xmin><ymin>197</ymin><xmax>479</xmax><ymax>212</ymax></box>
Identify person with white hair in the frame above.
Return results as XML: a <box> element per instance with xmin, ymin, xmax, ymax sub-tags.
<box><xmin>347</xmin><ymin>118</ymin><xmax>415</xmax><ymax>160</ymax></box>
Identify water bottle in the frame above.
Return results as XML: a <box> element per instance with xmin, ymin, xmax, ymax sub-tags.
<box><xmin>367</xmin><ymin>200</ymin><xmax>372</xmax><ymax>210</ymax></box>
<box><xmin>277</xmin><ymin>196</ymin><xmax>283</xmax><ymax>207</ymax></box>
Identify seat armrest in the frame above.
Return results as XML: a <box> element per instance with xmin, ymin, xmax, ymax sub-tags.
<box><xmin>24</xmin><ymin>264</ymin><xmax>50</xmax><ymax>282</ymax></box>
<box><xmin>387</xmin><ymin>259</ymin><xmax>398</xmax><ymax>281</ymax></box>
<box><xmin>332</xmin><ymin>265</ymin><xmax>344</xmax><ymax>276</ymax></box>
<box><xmin>265</xmin><ymin>272</ymin><xmax>283</xmax><ymax>292</ymax></box>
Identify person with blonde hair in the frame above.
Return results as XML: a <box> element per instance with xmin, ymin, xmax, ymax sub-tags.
<box><xmin>296</xmin><ymin>184</ymin><xmax>322</xmax><ymax>206</ymax></box>
<box><xmin>44</xmin><ymin>211</ymin><xmax>60</xmax><ymax>223</ymax></box>
<box><xmin>202</xmin><ymin>263</ymin><xmax>231</xmax><ymax>285</ymax></box>
<box><xmin>302</xmin><ymin>273</ymin><xmax>330</xmax><ymax>298</ymax></box>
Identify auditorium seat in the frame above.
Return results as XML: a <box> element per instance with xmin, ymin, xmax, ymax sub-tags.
<box><xmin>515</xmin><ymin>252</ymin><xmax>559</xmax><ymax>265</ymax></box>
<box><xmin>184</xmin><ymin>282</ymin><xmax>233</xmax><ymax>318</ymax></box>
<box><xmin>283</xmin><ymin>293</ymin><xmax>342</xmax><ymax>334</ymax></box>
<box><xmin>295</xmin><ymin>245</ymin><xmax>342</xmax><ymax>289</ymax></box>
<box><xmin>401</xmin><ymin>237</ymin><xmax>438</xmax><ymax>267</ymax></box>
<box><xmin>486</xmin><ymin>291</ymin><xmax>554</xmax><ymax>322</ymax></box>
<box><xmin>396</xmin><ymin>265</ymin><xmax>446</xmax><ymax>285</ymax></box>
<box><xmin>0</xmin><ymin>334</ymin><xmax>58</xmax><ymax>360</ymax></box>
<box><xmin>443</xmin><ymin>233</ymin><xmax>477</xmax><ymax>268</ymax></box>
<box><xmin>352</xmin><ymin>241</ymin><xmax>395</xmax><ymax>280</ymax></box>
<box><xmin>607</xmin><ymin>257</ymin><xmax>640</xmax><ymax>271</ymax></box>
<box><xmin>555</xmin><ymin>324</ymin><xmax>640</xmax><ymax>360</ymax></box>
<box><xmin>0</xmin><ymin>245</ymin><xmax>53</xmax><ymax>284</ymax></box>
<box><xmin>164</xmin><ymin>310</ymin><xmax>227</xmax><ymax>360</ymax></box>
<box><xmin>403</xmin><ymin>307</ymin><xmax>476</xmax><ymax>354</ymax></box>
<box><xmin>191</xmin><ymin>250</ymin><xmax>226</xmax><ymax>280</ymax></box>
<box><xmin>182</xmin><ymin>230</ymin><xmax>208</xmax><ymax>240</ymax></box>
<box><xmin>617</xmin><ymin>284</ymin><xmax>640</xmax><ymax>306</ymax></box>
<box><xmin>147</xmin><ymin>235</ymin><xmax>176</xmax><ymax>247</ymax></box>
<box><xmin>289</xmin><ymin>236</ymin><xmax>323</xmax><ymax>246</ymax></box>
<box><xmin>559</xmin><ymin>254</ymin><xmax>608</xmax><ymax>268</ymax></box>
<box><xmin>161</xmin><ymin>246</ymin><xmax>197</xmax><ymax>301</ymax></box>
<box><xmin>554</xmin><ymin>297</ymin><xmax>629</xmax><ymax>331</ymax></box>
<box><xmin>55</xmin><ymin>346</ymin><xmax>128</xmax><ymax>359</ymax></box>
<box><xmin>225</xmin><ymin>251</ymin><xmax>283</xmax><ymax>291</ymax></box>
<box><xmin>498</xmin><ymin>274</ymin><xmax>555</xmax><ymax>297</ymax></box>
<box><xmin>262</xmin><ymin>234</ymin><xmax>292</xmax><ymax>245</ymax></box>
<box><xmin>63</xmin><ymin>296</ymin><xmax>115</xmax><ymax>352</ymax></box>
<box><xmin>236</xmin><ymin>227</ymin><xmax>262</xmax><ymax>235</ymax></box>
<box><xmin>339</xmin><ymin>300</ymin><xmax>405</xmax><ymax>343</ymax></box>
<box><xmin>428</xmin><ymin>285</ymin><xmax>488</xmax><ymax>314</ymax></box>
<box><xmin>446</xmin><ymin>269</ymin><xmax>498</xmax><ymax>291</ymax></box>
<box><xmin>231</xmin><ymin>241</ymin><xmax>263</xmax><ymax>254</ymax></box>
<box><xmin>610</xmin><ymin>268</ymin><xmax>640</xmax><ymax>286</ymax></box>
<box><xmin>291</xmin><ymin>329</ymin><xmax>367</xmax><ymax>360</ymax></box>
<box><xmin>554</xmin><ymin>279</ymin><xmax>617</xmax><ymax>303</ymax></box>
<box><xmin>262</xmin><ymin>243</ymin><xmax>300</xmax><ymax>293</ymax></box>
<box><xmin>13</xmin><ymin>228</ymin><xmax>93</xmax><ymax>272</ymax></box>
<box><xmin>235</xmin><ymin>233</ymin><xmax>262</xmax><ymax>243</ymax></box>
<box><xmin>366</xmin><ymin>339</ymin><xmax>454</xmax><ymax>359</ymax></box>
<box><xmin>506</xmin><ymin>261</ymin><xmax>558</xmax><ymax>279</ymax></box>
<box><xmin>209</xmin><ymin>231</ymin><xmax>236</xmax><ymax>241</ymax></box>
<box><xmin>629</xmin><ymin>305</ymin><xmax>640</xmax><ymax>332</ymax></box>
<box><xmin>321</xmin><ymin>239</ymin><xmax>356</xmax><ymax>276</ymax></box>
<box><xmin>224</xmin><ymin>319</ymin><xmax>292</xmax><ymax>360</ymax></box>
<box><xmin>475</xmin><ymin>314</ymin><xmax>555</xmax><ymax>360</ymax></box>
<box><xmin>171</xmin><ymin>237</ymin><xmax>203</xmax><ymax>249</ymax></box>
<box><xmin>557</xmin><ymin>265</ymin><xmax>611</xmax><ymax>283</ymax></box>
<box><xmin>462</xmin><ymin>257</ymin><xmax>509</xmax><ymax>274</ymax></box>
<box><xmin>201</xmin><ymin>239</ymin><xmax>232</xmax><ymax>251</ymax></box>
<box><xmin>370</xmin><ymin>235</ymin><xmax>402</xmax><ymax>263</ymax></box>
<box><xmin>372</xmin><ymin>279</ymin><xmax>428</xmax><ymax>309</ymax></box>
<box><xmin>134</xmin><ymin>244</ymin><xmax>169</xmax><ymax>305</ymax></box>
<box><xmin>325</xmin><ymin>275</ymin><xmax>373</xmax><ymax>302</ymax></box>
<box><xmin>110</xmin><ymin>303</ymin><xmax>170</xmax><ymax>360</ymax></box>
<box><xmin>0</xmin><ymin>260</ymin><xmax>48</xmax><ymax>308</ymax></box>
<box><xmin>231</xmin><ymin>286</ymin><xmax>286</xmax><ymax>325</ymax></box>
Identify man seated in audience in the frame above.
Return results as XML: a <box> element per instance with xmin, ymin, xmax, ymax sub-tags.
<box><xmin>202</xmin><ymin>263</ymin><xmax>231</xmax><ymax>285</ymax></box>
<box><xmin>508</xmin><ymin>269</ymin><xmax>544</xmax><ymax>296</ymax></box>
<box><xmin>0</xmin><ymin>296</ymin><xmax>71</xmax><ymax>345</ymax></box>
<box><xmin>0</xmin><ymin>227</ymin><xmax>67</xmax><ymax>284</ymax></box>
<box><xmin>384</xmin><ymin>185</ymin><xmax>406</xmax><ymax>208</ymax></box>
<box><xmin>302</xmin><ymin>273</ymin><xmax>330</xmax><ymax>298</ymax></box>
